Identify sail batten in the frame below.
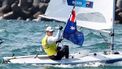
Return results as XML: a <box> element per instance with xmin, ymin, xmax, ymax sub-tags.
<box><xmin>45</xmin><ymin>0</ymin><xmax>114</xmax><ymax>31</ymax></box>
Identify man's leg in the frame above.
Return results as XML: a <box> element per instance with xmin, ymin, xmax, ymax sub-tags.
<box><xmin>49</xmin><ymin>46</ymin><xmax>69</xmax><ymax>60</ymax></box>
<box><xmin>63</xmin><ymin>45</ymin><xmax>69</xmax><ymax>59</ymax></box>
<box><xmin>49</xmin><ymin>47</ymin><xmax>64</xmax><ymax>60</ymax></box>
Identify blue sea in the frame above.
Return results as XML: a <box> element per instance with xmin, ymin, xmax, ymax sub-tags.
<box><xmin>0</xmin><ymin>20</ymin><xmax>122</xmax><ymax>69</ymax></box>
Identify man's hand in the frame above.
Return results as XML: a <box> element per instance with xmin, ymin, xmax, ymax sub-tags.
<box><xmin>56</xmin><ymin>39</ymin><xmax>63</xmax><ymax>43</ymax></box>
<box><xmin>59</xmin><ymin>26</ymin><xmax>63</xmax><ymax>30</ymax></box>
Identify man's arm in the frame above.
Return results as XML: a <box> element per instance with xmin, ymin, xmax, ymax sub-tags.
<box><xmin>47</xmin><ymin>30</ymin><xmax>61</xmax><ymax>44</ymax></box>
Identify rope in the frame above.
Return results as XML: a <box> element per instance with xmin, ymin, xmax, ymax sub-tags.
<box><xmin>99</xmin><ymin>33</ymin><xmax>109</xmax><ymax>44</ymax></box>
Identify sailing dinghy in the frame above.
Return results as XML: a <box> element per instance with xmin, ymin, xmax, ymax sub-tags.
<box><xmin>3</xmin><ymin>0</ymin><xmax>122</xmax><ymax>66</ymax></box>
<box><xmin>3</xmin><ymin>52</ymin><xmax>122</xmax><ymax>65</ymax></box>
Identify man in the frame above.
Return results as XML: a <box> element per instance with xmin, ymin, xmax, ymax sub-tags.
<box><xmin>41</xmin><ymin>26</ymin><xmax>69</xmax><ymax>60</ymax></box>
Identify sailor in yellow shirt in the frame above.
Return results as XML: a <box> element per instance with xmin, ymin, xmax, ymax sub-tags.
<box><xmin>41</xmin><ymin>26</ymin><xmax>69</xmax><ymax>60</ymax></box>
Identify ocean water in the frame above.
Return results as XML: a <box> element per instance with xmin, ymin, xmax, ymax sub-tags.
<box><xmin>0</xmin><ymin>20</ymin><xmax>122</xmax><ymax>69</ymax></box>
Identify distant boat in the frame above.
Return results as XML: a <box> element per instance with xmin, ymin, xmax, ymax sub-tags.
<box><xmin>3</xmin><ymin>0</ymin><xmax>122</xmax><ymax>66</ymax></box>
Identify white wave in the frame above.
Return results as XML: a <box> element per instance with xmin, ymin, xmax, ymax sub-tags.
<box><xmin>0</xmin><ymin>29</ymin><xmax>5</xmax><ymax>32</ymax></box>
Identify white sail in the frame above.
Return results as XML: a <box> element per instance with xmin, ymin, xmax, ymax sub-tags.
<box><xmin>45</xmin><ymin>0</ymin><xmax>114</xmax><ymax>31</ymax></box>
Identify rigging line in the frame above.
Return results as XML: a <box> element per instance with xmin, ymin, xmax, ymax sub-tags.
<box><xmin>99</xmin><ymin>33</ymin><xmax>109</xmax><ymax>43</ymax></box>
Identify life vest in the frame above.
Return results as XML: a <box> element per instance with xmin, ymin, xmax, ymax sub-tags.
<box><xmin>41</xmin><ymin>36</ymin><xmax>57</xmax><ymax>56</ymax></box>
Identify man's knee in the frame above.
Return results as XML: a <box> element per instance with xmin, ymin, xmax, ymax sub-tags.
<box><xmin>63</xmin><ymin>45</ymin><xmax>69</xmax><ymax>59</ymax></box>
<box><xmin>64</xmin><ymin>45</ymin><xmax>69</xmax><ymax>51</ymax></box>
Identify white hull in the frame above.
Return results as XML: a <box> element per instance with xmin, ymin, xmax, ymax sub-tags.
<box><xmin>3</xmin><ymin>51</ymin><xmax>122</xmax><ymax>66</ymax></box>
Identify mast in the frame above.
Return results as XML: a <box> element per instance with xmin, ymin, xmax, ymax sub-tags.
<box><xmin>110</xmin><ymin>0</ymin><xmax>115</xmax><ymax>53</ymax></box>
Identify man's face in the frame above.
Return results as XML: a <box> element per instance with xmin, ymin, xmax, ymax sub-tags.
<box><xmin>46</xmin><ymin>31</ymin><xmax>53</xmax><ymax>36</ymax></box>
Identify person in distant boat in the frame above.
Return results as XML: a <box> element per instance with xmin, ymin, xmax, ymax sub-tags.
<box><xmin>41</xmin><ymin>26</ymin><xmax>69</xmax><ymax>60</ymax></box>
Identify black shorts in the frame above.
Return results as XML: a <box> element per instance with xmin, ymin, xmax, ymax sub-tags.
<box><xmin>49</xmin><ymin>45</ymin><xmax>69</xmax><ymax>60</ymax></box>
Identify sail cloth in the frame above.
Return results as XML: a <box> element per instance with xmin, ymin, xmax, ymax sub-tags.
<box><xmin>63</xmin><ymin>9</ymin><xmax>84</xmax><ymax>46</ymax></box>
<box><xmin>45</xmin><ymin>0</ymin><xmax>114</xmax><ymax>31</ymax></box>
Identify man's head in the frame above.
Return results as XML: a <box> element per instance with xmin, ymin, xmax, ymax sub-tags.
<box><xmin>45</xmin><ymin>26</ymin><xmax>54</xmax><ymax>36</ymax></box>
